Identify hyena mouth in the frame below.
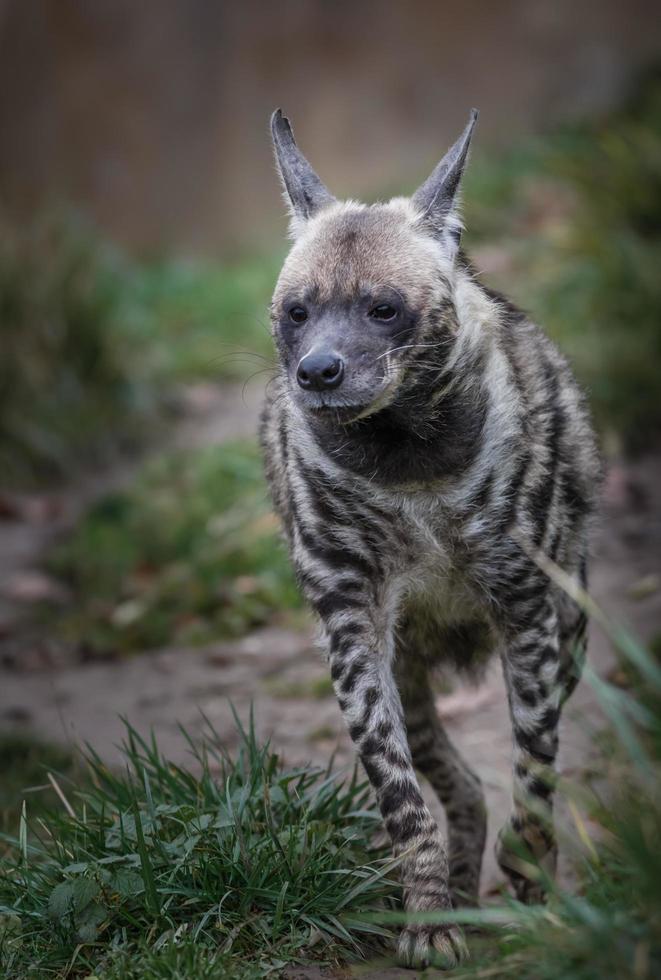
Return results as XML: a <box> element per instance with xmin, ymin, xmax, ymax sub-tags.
<box><xmin>308</xmin><ymin>403</ymin><xmax>370</xmax><ymax>425</ymax></box>
<box><xmin>306</xmin><ymin>376</ymin><xmax>400</xmax><ymax>425</ymax></box>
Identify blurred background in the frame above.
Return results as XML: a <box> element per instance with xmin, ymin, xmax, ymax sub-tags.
<box><xmin>1</xmin><ymin>0</ymin><xmax>661</xmax><ymax>868</ymax></box>
<box><xmin>1</xmin><ymin>0</ymin><xmax>661</xmax><ymax>254</ymax></box>
<box><xmin>1</xmin><ymin>6</ymin><xmax>661</xmax><ymax>978</ymax></box>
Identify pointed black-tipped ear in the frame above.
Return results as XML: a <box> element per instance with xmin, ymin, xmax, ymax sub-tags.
<box><xmin>412</xmin><ymin>109</ymin><xmax>478</xmax><ymax>248</ymax></box>
<box><xmin>270</xmin><ymin>109</ymin><xmax>336</xmax><ymax>232</ymax></box>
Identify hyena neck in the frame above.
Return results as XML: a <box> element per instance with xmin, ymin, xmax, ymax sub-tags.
<box><xmin>307</xmin><ymin>279</ymin><xmax>492</xmax><ymax>488</ymax></box>
<box><xmin>309</xmin><ymin>392</ymin><xmax>486</xmax><ymax>487</ymax></box>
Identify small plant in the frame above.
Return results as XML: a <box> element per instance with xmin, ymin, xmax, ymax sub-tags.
<box><xmin>0</xmin><ymin>211</ymin><xmax>153</xmax><ymax>487</ymax></box>
<box><xmin>44</xmin><ymin>441</ymin><xmax>302</xmax><ymax>656</ymax></box>
<box><xmin>0</xmin><ymin>735</ymin><xmax>78</xmax><ymax>837</ymax></box>
<box><xmin>127</xmin><ymin>255</ymin><xmax>280</xmax><ymax>383</ymax></box>
<box><xmin>0</xmin><ymin>714</ymin><xmax>398</xmax><ymax>979</ymax></box>
<box><xmin>0</xmin><ymin>210</ymin><xmax>279</xmax><ymax>490</ymax></box>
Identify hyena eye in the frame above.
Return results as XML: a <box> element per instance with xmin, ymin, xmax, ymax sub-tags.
<box><xmin>289</xmin><ymin>306</ymin><xmax>308</xmax><ymax>324</ymax></box>
<box><xmin>369</xmin><ymin>303</ymin><xmax>398</xmax><ymax>322</ymax></box>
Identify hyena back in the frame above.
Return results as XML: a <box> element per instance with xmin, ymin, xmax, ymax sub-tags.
<box><xmin>259</xmin><ymin>109</ymin><xmax>600</xmax><ymax>969</ymax></box>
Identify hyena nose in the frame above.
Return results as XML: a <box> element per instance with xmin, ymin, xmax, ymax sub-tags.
<box><xmin>296</xmin><ymin>351</ymin><xmax>345</xmax><ymax>391</ymax></box>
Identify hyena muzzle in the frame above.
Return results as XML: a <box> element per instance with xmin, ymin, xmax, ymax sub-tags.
<box><xmin>259</xmin><ymin>108</ymin><xmax>600</xmax><ymax>969</ymax></box>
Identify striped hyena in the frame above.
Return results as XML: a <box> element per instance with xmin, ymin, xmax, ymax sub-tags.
<box><xmin>259</xmin><ymin>109</ymin><xmax>600</xmax><ymax>968</ymax></box>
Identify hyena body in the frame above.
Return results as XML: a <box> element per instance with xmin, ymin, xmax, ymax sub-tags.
<box><xmin>260</xmin><ymin>110</ymin><xmax>600</xmax><ymax>968</ymax></box>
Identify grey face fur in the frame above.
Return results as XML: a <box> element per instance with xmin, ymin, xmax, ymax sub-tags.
<box><xmin>260</xmin><ymin>110</ymin><xmax>600</xmax><ymax>969</ymax></box>
<box><xmin>270</xmin><ymin>110</ymin><xmax>476</xmax><ymax>424</ymax></box>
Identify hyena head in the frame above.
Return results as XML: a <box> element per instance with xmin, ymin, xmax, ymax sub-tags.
<box><xmin>269</xmin><ymin>108</ymin><xmax>478</xmax><ymax>424</ymax></box>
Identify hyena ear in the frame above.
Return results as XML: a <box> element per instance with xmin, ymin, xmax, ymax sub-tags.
<box><xmin>411</xmin><ymin>109</ymin><xmax>478</xmax><ymax>257</ymax></box>
<box><xmin>271</xmin><ymin>109</ymin><xmax>336</xmax><ymax>236</ymax></box>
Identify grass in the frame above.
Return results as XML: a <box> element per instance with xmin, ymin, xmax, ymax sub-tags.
<box><xmin>41</xmin><ymin>441</ymin><xmax>301</xmax><ymax>657</ymax></box>
<box><xmin>2</xmin><ymin>614</ymin><xmax>661</xmax><ymax>978</ymax></box>
<box><xmin>0</xmin><ymin>736</ymin><xmax>79</xmax><ymax>838</ymax></box>
<box><xmin>0</xmin><ymin>210</ymin><xmax>279</xmax><ymax>489</ymax></box>
<box><xmin>442</xmin><ymin>587</ymin><xmax>661</xmax><ymax>979</ymax></box>
<box><xmin>266</xmin><ymin>675</ymin><xmax>335</xmax><ymax>701</ymax></box>
<box><xmin>0</xmin><ymin>212</ymin><xmax>153</xmax><ymax>488</ymax></box>
<box><xmin>0</xmin><ymin>714</ymin><xmax>398</xmax><ymax>979</ymax></box>
<box><xmin>125</xmin><ymin>255</ymin><xmax>280</xmax><ymax>384</ymax></box>
<box><xmin>449</xmin><ymin>771</ymin><xmax>661</xmax><ymax>980</ymax></box>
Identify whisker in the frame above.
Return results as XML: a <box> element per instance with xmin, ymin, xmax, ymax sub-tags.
<box><xmin>254</xmin><ymin>316</ymin><xmax>275</xmax><ymax>337</ymax></box>
<box><xmin>205</xmin><ymin>340</ymin><xmax>270</xmax><ymax>349</ymax></box>
<box><xmin>242</xmin><ymin>367</ymin><xmax>278</xmax><ymax>405</ymax></box>
<box><xmin>205</xmin><ymin>350</ymin><xmax>276</xmax><ymax>369</ymax></box>
<box><xmin>375</xmin><ymin>342</ymin><xmax>448</xmax><ymax>361</ymax></box>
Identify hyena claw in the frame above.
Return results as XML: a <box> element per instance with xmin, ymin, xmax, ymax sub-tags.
<box><xmin>398</xmin><ymin>923</ymin><xmax>469</xmax><ymax>970</ymax></box>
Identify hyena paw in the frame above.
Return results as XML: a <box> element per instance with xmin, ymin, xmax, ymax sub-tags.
<box><xmin>396</xmin><ymin>832</ymin><xmax>468</xmax><ymax>967</ymax></box>
<box><xmin>496</xmin><ymin>822</ymin><xmax>557</xmax><ymax>904</ymax></box>
<box><xmin>397</xmin><ymin>922</ymin><xmax>468</xmax><ymax>970</ymax></box>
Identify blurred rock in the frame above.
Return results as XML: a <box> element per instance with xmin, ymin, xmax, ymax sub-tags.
<box><xmin>5</xmin><ymin>570</ymin><xmax>69</xmax><ymax>604</ymax></box>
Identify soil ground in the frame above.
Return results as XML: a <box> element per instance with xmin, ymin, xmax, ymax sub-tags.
<box><xmin>1</xmin><ymin>379</ymin><xmax>660</xmax><ymax>978</ymax></box>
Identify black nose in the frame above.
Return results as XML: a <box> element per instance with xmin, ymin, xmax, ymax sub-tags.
<box><xmin>296</xmin><ymin>351</ymin><xmax>345</xmax><ymax>391</ymax></box>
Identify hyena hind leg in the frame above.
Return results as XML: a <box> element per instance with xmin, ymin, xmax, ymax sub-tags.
<box><xmin>557</xmin><ymin>591</ymin><xmax>589</xmax><ymax>705</ymax></box>
<box><xmin>397</xmin><ymin>655</ymin><xmax>487</xmax><ymax>908</ymax></box>
<box><xmin>497</xmin><ymin>595</ymin><xmax>566</xmax><ymax>904</ymax></box>
<box><xmin>498</xmin><ymin>598</ymin><xmax>588</xmax><ymax>898</ymax></box>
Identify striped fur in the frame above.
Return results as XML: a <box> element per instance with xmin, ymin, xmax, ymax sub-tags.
<box><xmin>260</xmin><ymin>112</ymin><xmax>600</xmax><ymax>968</ymax></box>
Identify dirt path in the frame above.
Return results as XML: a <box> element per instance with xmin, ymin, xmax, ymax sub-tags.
<box><xmin>1</xmin><ymin>379</ymin><xmax>661</xmax><ymax>976</ymax></box>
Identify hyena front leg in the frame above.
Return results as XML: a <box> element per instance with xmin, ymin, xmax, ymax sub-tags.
<box><xmin>497</xmin><ymin>595</ymin><xmax>563</xmax><ymax>903</ymax></box>
<box><xmin>320</xmin><ymin>605</ymin><xmax>468</xmax><ymax>968</ymax></box>
<box><xmin>396</xmin><ymin>655</ymin><xmax>487</xmax><ymax>908</ymax></box>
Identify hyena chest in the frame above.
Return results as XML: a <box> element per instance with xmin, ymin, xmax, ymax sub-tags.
<box><xmin>399</xmin><ymin>556</ymin><xmax>497</xmax><ymax>669</ymax></box>
<box><xmin>376</xmin><ymin>490</ymin><xmax>498</xmax><ymax>668</ymax></box>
